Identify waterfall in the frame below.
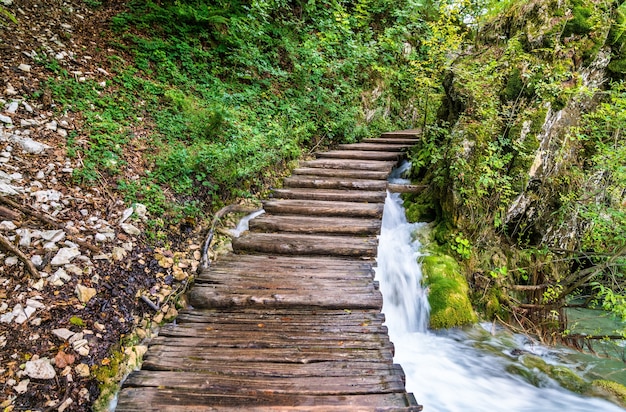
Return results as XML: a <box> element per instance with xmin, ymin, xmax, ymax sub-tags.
<box><xmin>374</xmin><ymin>172</ymin><xmax>625</xmax><ymax>412</ymax></box>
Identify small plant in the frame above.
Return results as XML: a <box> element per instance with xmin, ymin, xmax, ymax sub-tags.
<box><xmin>450</xmin><ymin>233</ymin><xmax>472</xmax><ymax>260</ymax></box>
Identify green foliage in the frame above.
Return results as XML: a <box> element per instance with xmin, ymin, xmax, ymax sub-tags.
<box><xmin>69</xmin><ymin>316</ymin><xmax>85</xmax><ymax>327</ymax></box>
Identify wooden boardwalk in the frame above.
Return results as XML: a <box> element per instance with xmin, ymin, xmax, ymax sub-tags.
<box><xmin>116</xmin><ymin>130</ymin><xmax>423</xmax><ymax>411</ymax></box>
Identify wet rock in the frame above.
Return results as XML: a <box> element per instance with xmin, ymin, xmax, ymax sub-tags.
<box><xmin>75</xmin><ymin>284</ymin><xmax>96</xmax><ymax>303</ymax></box>
<box><xmin>24</xmin><ymin>358</ymin><xmax>56</xmax><ymax>379</ymax></box>
<box><xmin>51</xmin><ymin>247</ymin><xmax>80</xmax><ymax>266</ymax></box>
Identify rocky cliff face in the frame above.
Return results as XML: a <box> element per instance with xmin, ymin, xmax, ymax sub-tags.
<box><xmin>415</xmin><ymin>0</ymin><xmax>624</xmax><ymax>334</ymax></box>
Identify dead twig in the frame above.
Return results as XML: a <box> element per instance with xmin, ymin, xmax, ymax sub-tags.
<box><xmin>0</xmin><ymin>233</ymin><xmax>39</xmax><ymax>277</ymax></box>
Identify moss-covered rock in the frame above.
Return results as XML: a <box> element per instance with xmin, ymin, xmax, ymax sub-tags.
<box><xmin>421</xmin><ymin>254</ymin><xmax>477</xmax><ymax>328</ymax></box>
<box><xmin>591</xmin><ymin>380</ymin><xmax>626</xmax><ymax>408</ymax></box>
<box><xmin>521</xmin><ymin>354</ymin><xmax>590</xmax><ymax>393</ymax></box>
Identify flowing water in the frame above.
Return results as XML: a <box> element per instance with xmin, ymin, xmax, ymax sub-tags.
<box><xmin>375</xmin><ymin>189</ymin><xmax>626</xmax><ymax>412</ymax></box>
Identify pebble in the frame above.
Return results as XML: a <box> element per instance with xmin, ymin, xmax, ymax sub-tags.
<box><xmin>75</xmin><ymin>284</ymin><xmax>97</xmax><ymax>303</ymax></box>
<box><xmin>31</xmin><ymin>255</ymin><xmax>43</xmax><ymax>266</ymax></box>
<box><xmin>10</xmin><ymin>135</ymin><xmax>50</xmax><ymax>154</ymax></box>
<box><xmin>111</xmin><ymin>246</ymin><xmax>126</xmax><ymax>261</ymax></box>
<box><xmin>45</xmin><ymin>120</ymin><xmax>58</xmax><ymax>131</ymax></box>
<box><xmin>18</xmin><ymin>63</ymin><xmax>31</xmax><ymax>72</ymax></box>
<box><xmin>32</xmin><ymin>189</ymin><xmax>62</xmax><ymax>203</ymax></box>
<box><xmin>23</xmin><ymin>101</ymin><xmax>33</xmax><ymax>113</ymax></box>
<box><xmin>0</xmin><ymin>114</ymin><xmax>12</xmax><ymax>124</ymax></box>
<box><xmin>52</xmin><ymin>328</ymin><xmax>75</xmax><ymax>341</ymax></box>
<box><xmin>120</xmin><ymin>223</ymin><xmax>141</xmax><ymax>236</ymax></box>
<box><xmin>7</xmin><ymin>101</ymin><xmax>19</xmax><ymax>113</ymax></box>
<box><xmin>40</xmin><ymin>229</ymin><xmax>65</xmax><ymax>242</ymax></box>
<box><xmin>51</xmin><ymin>247</ymin><xmax>80</xmax><ymax>266</ymax></box>
<box><xmin>0</xmin><ymin>220</ymin><xmax>17</xmax><ymax>231</ymax></box>
<box><xmin>13</xmin><ymin>379</ymin><xmax>29</xmax><ymax>394</ymax></box>
<box><xmin>75</xmin><ymin>363</ymin><xmax>90</xmax><ymax>378</ymax></box>
<box><xmin>24</xmin><ymin>358</ymin><xmax>56</xmax><ymax>379</ymax></box>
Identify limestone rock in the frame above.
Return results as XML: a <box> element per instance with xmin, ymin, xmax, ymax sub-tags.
<box><xmin>51</xmin><ymin>247</ymin><xmax>80</xmax><ymax>266</ymax></box>
<box><xmin>120</xmin><ymin>223</ymin><xmax>141</xmax><ymax>236</ymax></box>
<box><xmin>24</xmin><ymin>358</ymin><xmax>56</xmax><ymax>379</ymax></box>
<box><xmin>75</xmin><ymin>284</ymin><xmax>97</xmax><ymax>304</ymax></box>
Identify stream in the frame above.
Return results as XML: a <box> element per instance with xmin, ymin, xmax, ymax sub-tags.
<box><xmin>375</xmin><ymin>187</ymin><xmax>626</xmax><ymax>411</ymax></box>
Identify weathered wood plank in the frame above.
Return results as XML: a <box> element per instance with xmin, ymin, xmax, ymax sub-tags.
<box><xmin>123</xmin><ymin>370</ymin><xmax>404</xmax><ymax>394</ymax></box>
<box><xmin>249</xmin><ymin>214</ymin><xmax>381</xmax><ymax>235</ymax></box>
<box><xmin>317</xmin><ymin>150</ymin><xmax>402</xmax><ymax>161</ymax></box>
<box><xmin>283</xmin><ymin>176</ymin><xmax>388</xmax><ymax>190</ymax></box>
<box><xmin>299</xmin><ymin>158</ymin><xmax>397</xmax><ymax>171</ymax></box>
<box><xmin>231</xmin><ymin>232</ymin><xmax>378</xmax><ymax>257</ymax></box>
<box><xmin>175</xmin><ymin>308</ymin><xmax>387</xmax><ymax>325</ymax></box>
<box><xmin>387</xmin><ymin>183</ymin><xmax>427</xmax><ymax>194</ymax></box>
<box><xmin>336</xmin><ymin>143</ymin><xmax>411</xmax><ymax>152</ymax></box>
<box><xmin>292</xmin><ymin>167</ymin><xmax>389</xmax><ymax>179</ymax></box>
<box><xmin>188</xmin><ymin>287</ymin><xmax>383</xmax><ymax>309</ymax></box>
<box><xmin>380</xmin><ymin>129</ymin><xmax>421</xmax><ymax>138</ymax></box>
<box><xmin>362</xmin><ymin>137</ymin><xmax>420</xmax><ymax>145</ymax></box>
<box><xmin>130</xmin><ymin>345</ymin><xmax>395</xmax><ymax>364</ymax></box>
<box><xmin>271</xmin><ymin>187</ymin><xmax>386</xmax><ymax>202</ymax></box>
<box><xmin>209</xmin><ymin>254</ymin><xmax>376</xmax><ymax>269</ymax></box>
<box><xmin>115</xmin><ymin>388</ymin><xmax>417</xmax><ymax>411</ymax></box>
<box><xmin>263</xmin><ymin>199</ymin><xmax>384</xmax><ymax>218</ymax></box>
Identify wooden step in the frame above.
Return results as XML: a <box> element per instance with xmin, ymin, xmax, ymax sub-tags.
<box><xmin>263</xmin><ymin>199</ymin><xmax>384</xmax><ymax>218</ymax></box>
<box><xmin>115</xmin><ymin>388</ymin><xmax>419</xmax><ymax>411</ymax></box>
<box><xmin>232</xmin><ymin>232</ymin><xmax>378</xmax><ymax>257</ymax></box>
<box><xmin>300</xmin><ymin>158</ymin><xmax>397</xmax><ymax>171</ymax></box>
<box><xmin>380</xmin><ymin>129</ymin><xmax>420</xmax><ymax>138</ymax></box>
<box><xmin>249</xmin><ymin>214</ymin><xmax>381</xmax><ymax>235</ymax></box>
<box><xmin>316</xmin><ymin>150</ymin><xmax>402</xmax><ymax>161</ymax></box>
<box><xmin>337</xmin><ymin>143</ymin><xmax>412</xmax><ymax>152</ymax></box>
<box><xmin>271</xmin><ymin>187</ymin><xmax>386</xmax><ymax>203</ymax></box>
<box><xmin>283</xmin><ymin>176</ymin><xmax>388</xmax><ymax>191</ymax></box>
<box><xmin>292</xmin><ymin>167</ymin><xmax>388</xmax><ymax>180</ymax></box>
<box><xmin>204</xmin><ymin>254</ymin><xmax>376</xmax><ymax>274</ymax></box>
<box><xmin>362</xmin><ymin>137</ymin><xmax>421</xmax><ymax>145</ymax></box>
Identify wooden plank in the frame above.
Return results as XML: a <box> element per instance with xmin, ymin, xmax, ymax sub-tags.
<box><xmin>115</xmin><ymin>388</ymin><xmax>417</xmax><ymax>411</ymax></box>
<box><xmin>122</xmin><ymin>370</ymin><xmax>404</xmax><ymax>394</ymax></box>
<box><xmin>128</xmin><ymin>345</ymin><xmax>395</xmax><ymax>365</ymax></box>
<box><xmin>387</xmin><ymin>183</ymin><xmax>427</xmax><ymax>194</ymax></box>
<box><xmin>188</xmin><ymin>287</ymin><xmax>383</xmax><ymax>309</ymax></box>
<box><xmin>175</xmin><ymin>308</ymin><xmax>387</xmax><ymax>325</ymax></box>
<box><xmin>271</xmin><ymin>187</ymin><xmax>386</xmax><ymax>203</ymax></box>
<box><xmin>249</xmin><ymin>214</ymin><xmax>381</xmax><ymax>235</ymax></box>
<box><xmin>317</xmin><ymin>150</ymin><xmax>402</xmax><ymax>161</ymax></box>
<box><xmin>299</xmin><ymin>158</ymin><xmax>397</xmax><ymax>171</ymax></box>
<box><xmin>362</xmin><ymin>138</ymin><xmax>421</xmax><ymax>145</ymax></box>
<box><xmin>141</xmin><ymin>358</ymin><xmax>400</xmax><ymax>377</ymax></box>
<box><xmin>209</xmin><ymin>254</ymin><xmax>376</xmax><ymax>269</ymax></box>
<box><xmin>283</xmin><ymin>176</ymin><xmax>388</xmax><ymax>191</ymax></box>
<box><xmin>292</xmin><ymin>167</ymin><xmax>389</xmax><ymax>179</ymax></box>
<box><xmin>263</xmin><ymin>199</ymin><xmax>384</xmax><ymax>218</ymax></box>
<box><xmin>231</xmin><ymin>232</ymin><xmax>379</xmax><ymax>257</ymax></box>
<box><xmin>380</xmin><ymin>129</ymin><xmax>420</xmax><ymax>138</ymax></box>
<box><xmin>336</xmin><ymin>143</ymin><xmax>411</xmax><ymax>152</ymax></box>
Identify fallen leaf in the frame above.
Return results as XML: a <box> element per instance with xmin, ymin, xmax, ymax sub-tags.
<box><xmin>54</xmin><ymin>351</ymin><xmax>75</xmax><ymax>369</ymax></box>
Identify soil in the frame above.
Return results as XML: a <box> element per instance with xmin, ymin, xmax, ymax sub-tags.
<box><xmin>0</xmin><ymin>1</ymin><xmax>215</xmax><ymax>410</ymax></box>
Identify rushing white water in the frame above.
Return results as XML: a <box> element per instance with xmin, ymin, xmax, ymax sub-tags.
<box><xmin>375</xmin><ymin>190</ymin><xmax>626</xmax><ymax>412</ymax></box>
<box><xmin>229</xmin><ymin>209</ymin><xmax>265</xmax><ymax>237</ymax></box>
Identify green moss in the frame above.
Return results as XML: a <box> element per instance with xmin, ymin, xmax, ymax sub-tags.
<box><xmin>422</xmin><ymin>254</ymin><xmax>477</xmax><ymax>329</ymax></box>
<box><xmin>501</xmin><ymin>68</ymin><xmax>525</xmax><ymax>101</ymax></box>
<box><xmin>521</xmin><ymin>354</ymin><xmax>590</xmax><ymax>393</ymax></box>
<box><xmin>591</xmin><ymin>380</ymin><xmax>626</xmax><ymax>407</ymax></box>
<box><xmin>563</xmin><ymin>1</ymin><xmax>593</xmax><ymax>37</ymax></box>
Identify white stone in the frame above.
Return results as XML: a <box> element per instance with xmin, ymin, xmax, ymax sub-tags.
<box><xmin>75</xmin><ymin>363</ymin><xmax>90</xmax><ymax>378</ymax></box>
<box><xmin>32</xmin><ymin>189</ymin><xmax>62</xmax><ymax>203</ymax></box>
<box><xmin>25</xmin><ymin>298</ymin><xmax>45</xmax><ymax>310</ymax></box>
<box><xmin>134</xmin><ymin>203</ymin><xmax>148</xmax><ymax>219</ymax></box>
<box><xmin>50</xmin><ymin>247</ymin><xmax>80</xmax><ymax>266</ymax></box>
<box><xmin>0</xmin><ymin>220</ymin><xmax>17</xmax><ymax>231</ymax></box>
<box><xmin>45</xmin><ymin>120</ymin><xmax>58</xmax><ymax>131</ymax></box>
<box><xmin>12</xmin><ymin>136</ymin><xmax>50</xmax><ymax>154</ymax></box>
<box><xmin>120</xmin><ymin>223</ymin><xmax>141</xmax><ymax>236</ymax></box>
<box><xmin>19</xmin><ymin>119</ymin><xmax>39</xmax><ymax>127</ymax></box>
<box><xmin>7</xmin><ymin>101</ymin><xmax>18</xmax><ymax>113</ymax></box>
<box><xmin>119</xmin><ymin>207</ymin><xmax>134</xmax><ymax>224</ymax></box>
<box><xmin>18</xmin><ymin>63</ymin><xmax>31</xmax><ymax>73</ymax></box>
<box><xmin>31</xmin><ymin>255</ymin><xmax>43</xmax><ymax>266</ymax></box>
<box><xmin>24</xmin><ymin>358</ymin><xmax>56</xmax><ymax>379</ymax></box>
<box><xmin>52</xmin><ymin>328</ymin><xmax>75</xmax><ymax>341</ymax></box>
<box><xmin>14</xmin><ymin>379</ymin><xmax>29</xmax><ymax>394</ymax></box>
<box><xmin>94</xmin><ymin>233</ymin><xmax>108</xmax><ymax>242</ymax></box>
<box><xmin>31</xmin><ymin>279</ymin><xmax>44</xmax><ymax>291</ymax></box>
<box><xmin>43</xmin><ymin>241</ymin><xmax>59</xmax><ymax>251</ymax></box>
<box><xmin>64</xmin><ymin>264</ymin><xmax>82</xmax><ymax>276</ymax></box>
<box><xmin>0</xmin><ymin>114</ymin><xmax>12</xmax><ymax>124</ymax></box>
<box><xmin>5</xmin><ymin>256</ymin><xmax>18</xmax><ymax>266</ymax></box>
<box><xmin>17</xmin><ymin>228</ymin><xmax>33</xmax><ymax>247</ymax></box>
<box><xmin>111</xmin><ymin>247</ymin><xmax>126</xmax><ymax>261</ymax></box>
<box><xmin>22</xmin><ymin>102</ymin><xmax>33</xmax><ymax>113</ymax></box>
<box><xmin>0</xmin><ymin>182</ymin><xmax>21</xmax><ymax>195</ymax></box>
<box><xmin>40</xmin><ymin>229</ymin><xmax>65</xmax><ymax>242</ymax></box>
<box><xmin>57</xmin><ymin>128</ymin><xmax>67</xmax><ymax>138</ymax></box>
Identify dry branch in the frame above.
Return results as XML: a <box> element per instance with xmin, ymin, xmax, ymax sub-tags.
<box><xmin>0</xmin><ymin>233</ymin><xmax>39</xmax><ymax>277</ymax></box>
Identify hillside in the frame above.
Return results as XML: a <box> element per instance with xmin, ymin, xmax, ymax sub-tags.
<box><xmin>0</xmin><ymin>0</ymin><xmax>424</xmax><ymax>409</ymax></box>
